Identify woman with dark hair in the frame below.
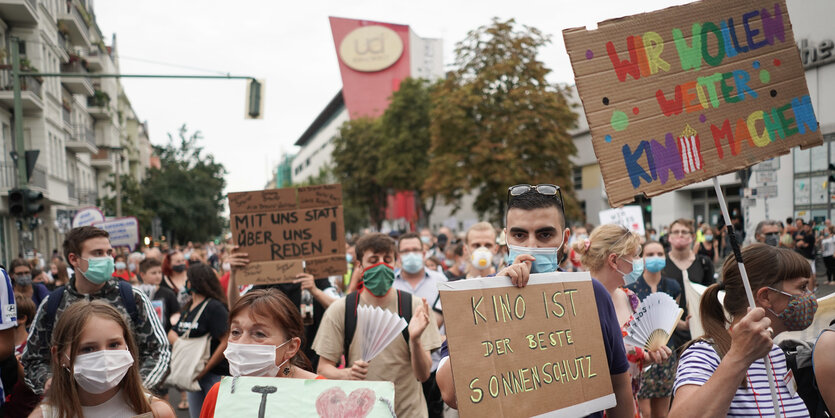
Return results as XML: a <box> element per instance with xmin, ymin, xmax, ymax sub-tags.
<box><xmin>171</xmin><ymin>263</ymin><xmax>228</xmax><ymax>418</ymax></box>
<box><xmin>199</xmin><ymin>289</ymin><xmax>322</xmax><ymax>417</ymax></box>
<box><xmin>29</xmin><ymin>300</ymin><xmax>175</xmax><ymax>417</ymax></box>
<box><xmin>670</xmin><ymin>244</ymin><xmax>817</xmax><ymax>417</ymax></box>
<box><xmin>161</xmin><ymin>250</ymin><xmax>190</xmax><ymax>308</ymax></box>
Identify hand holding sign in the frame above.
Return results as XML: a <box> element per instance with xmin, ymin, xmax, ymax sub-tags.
<box><xmin>497</xmin><ymin>254</ymin><xmax>535</xmax><ymax>288</ymax></box>
<box><xmin>408</xmin><ymin>298</ymin><xmax>431</xmax><ymax>340</ymax></box>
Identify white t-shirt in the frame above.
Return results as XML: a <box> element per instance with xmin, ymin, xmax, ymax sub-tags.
<box><xmin>40</xmin><ymin>390</ymin><xmax>153</xmax><ymax>418</ymax></box>
<box><xmin>675</xmin><ymin>341</ymin><xmax>809</xmax><ymax>417</ymax></box>
<box><xmin>821</xmin><ymin>236</ymin><xmax>835</xmax><ymax>257</ymax></box>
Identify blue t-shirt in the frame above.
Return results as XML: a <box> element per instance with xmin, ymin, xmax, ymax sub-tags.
<box><xmin>439</xmin><ymin>278</ymin><xmax>628</xmax><ymax>417</ymax></box>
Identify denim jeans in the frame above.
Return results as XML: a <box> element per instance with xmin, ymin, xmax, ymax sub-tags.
<box><xmin>187</xmin><ymin>372</ymin><xmax>223</xmax><ymax>418</ymax></box>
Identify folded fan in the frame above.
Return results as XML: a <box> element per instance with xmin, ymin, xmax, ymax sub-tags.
<box><xmin>357</xmin><ymin>305</ymin><xmax>408</xmax><ymax>362</ymax></box>
<box><xmin>623</xmin><ymin>292</ymin><xmax>683</xmax><ymax>352</ymax></box>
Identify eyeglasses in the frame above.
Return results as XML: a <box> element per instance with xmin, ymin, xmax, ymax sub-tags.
<box><xmin>507</xmin><ymin>184</ymin><xmax>564</xmax><ymax>213</ymax></box>
<box><xmin>669</xmin><ymin>230</ymin><xmax>691</xmax><ymax>236</ymax></box>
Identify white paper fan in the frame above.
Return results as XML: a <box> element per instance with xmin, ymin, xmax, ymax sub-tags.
<box><xmin>623</xmin><ymin>293</ymin><xmax>683</xmax><ymax>352</ymax></box>
<box><xmin>357</xmin><ymin>305</ymin><xmax>408</xmax><ymax>362</ymax></box>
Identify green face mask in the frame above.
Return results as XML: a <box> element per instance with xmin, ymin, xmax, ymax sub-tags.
<box><xmin>80</xmin><ymin>256</ymin><xmax>115</xmax><ymax>285</ymax></box>
<box><xmin>362</xmin><ymin>263</ymin><xmax>394</xmax><ymax>297</ymax></box>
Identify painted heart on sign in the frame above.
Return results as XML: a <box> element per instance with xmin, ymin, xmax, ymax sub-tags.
<box><xmin>315</xmin><ymin>387</ymin><xmax>376</xmax><ymax>418</ymax></box>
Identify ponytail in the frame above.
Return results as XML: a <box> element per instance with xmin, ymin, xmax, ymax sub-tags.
<box><xmin>698</xmin><ymin>283</ymin><xmax>732</xmax><ymax>357</ymax></box>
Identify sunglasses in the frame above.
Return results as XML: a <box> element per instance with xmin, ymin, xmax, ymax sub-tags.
<box><xmin>507</xmin><ymin>184</ymin><xmax>564</xmax><ymax>214</ymax></box>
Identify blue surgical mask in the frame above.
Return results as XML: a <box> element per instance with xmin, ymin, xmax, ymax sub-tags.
<box><xmin>346</xmin><ymin>254</ymin><xmax>353</xmax><ymax>264</ymax></box>
<box><xmin>400</xmin><ymin>252</ymin><xmax>424</xmax><ymax>274</ymax></box>
<box><xmin>506</xmin><ymin>243</ymin><xmax>562</xmax><ymax>273</ymax></box>
<box><xmin>645</xmin><ymin>256</ymin><xmax>666</xmax><ymax>273</ymax></box>
<box><xmin>420</xmin><ymin>236</ymin><xmax>432</xmax><ymax>245</ymax></box>
<box><xmin>616</xmin><ymin>257</ymin><xmax>644</xmax><ymax>286</ymax></box>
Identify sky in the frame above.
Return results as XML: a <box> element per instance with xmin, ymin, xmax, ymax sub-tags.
<box><xmin>93</xmin><ymin>0</ymin><xmax>692</xmax><ymax>195</ymax></box>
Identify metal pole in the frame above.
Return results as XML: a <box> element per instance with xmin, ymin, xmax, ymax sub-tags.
<box><xmin>11</xmin><ymin>38</ymin><xmax>25</xmax><ymax>187</ymax></box>
<box><xmin>713</xmin><ymin>178</ymin><xmax>781</xmax><ymax>416</ymax></box>
<box><xmin>115</xmin><ymin>148</ymin><xmax>121</xmax><ymax>217</ymax></box>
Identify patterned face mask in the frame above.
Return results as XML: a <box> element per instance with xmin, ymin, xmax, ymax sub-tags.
<box><xmin>767</xmin><ymin>287</ymin><xmax>818</xmax><ymax>331</ymax></box>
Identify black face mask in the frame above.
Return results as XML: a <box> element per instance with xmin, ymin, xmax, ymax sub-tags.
<box><xmin>172</xmin><ymin>264</ymin><xmax>187</xmax><ymax>273</ymax></box>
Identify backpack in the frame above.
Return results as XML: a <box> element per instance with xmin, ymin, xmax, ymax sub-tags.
<box><xmin>780</xmin><ymin>337</ymin><xmax>831</xmax><ymax>418</ymax></box>
<box><xmin>44</xmin><ymin>280</ymin><xmax>140</xmax><ymax>333</ymax></box>
<box><xmin>343</xmin><ymin>290</ymin><xmax>412</xmax><ymax>362</ymax></box>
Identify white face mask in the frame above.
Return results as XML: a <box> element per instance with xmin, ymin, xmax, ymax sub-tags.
<box><xmin>471</xmin><ymin>247</ymin><xmax>493</xmax><ymax>270</ymax></box>
<box><xmin>222</xmin><ymin>262</ymin><xmax>231</xmax><ymax>272</ymax></box>
<box><xmin>224</xmin><ymin>340</ymin><xmax>291</xmax><ymax>377</ymax></box>
<box><xmin>68</xmin><ymin>350</ymin><xmax>134</xmax><ymax>394</ymax></box>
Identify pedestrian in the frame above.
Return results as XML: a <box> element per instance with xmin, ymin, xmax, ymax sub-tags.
<box><xmin>463</xmin><ymin>222</ymin><xmax>499</xmax><ymax>278</ymax></box>
<box><xmin>161</xmin><ymin>250</ymin><xmax>190</xmax><ymax>308</ymax></box>
<box><xmin>662</xmin><ymin>218</ymin><xmax>715</xmax><ymax>349</ymax></box>
<box><xmin>198</xmin><ymin>289</ymin><xmax>323</xmax><ymax>417</ymax></box>
<box><xmin>671</xmin><ymin>244</ymin><xmax>815</xmax><ymax>417</ymax></box>
<box><xmin>113</xmin><ymin>253</ymin><xmax>137</xmax><ymax>283</ymax></box>
<box><xmin>22</xmin><ymin>226</ymin><xmax>170</xmax><ymax>396</ymax></box>
<box><xmin>695</xmin><ymin>226</ymin><xmax>719</xmax><ymax>264</ymax></box>
<box><xmin>813</xmin><ymin>320</ymin><xmax>835</xmax><ymax>414</ymax></box>
<box><xmin>8</xmin><ymin>258</ymin><xmax>49</xmax><ymax>307</ymax></box>
<box><xmin>754</xmin><ymin>220</ymin><xmax>782</xmax><ymax>246</ymax></box>
<box><xmin>28</xmin><ymin>300</ymin><xmax>175</xmax><ymax>418</ymax></box>
<box><xmin>437</xmin><ymin>184</ymin><xmax>635</xmax><ymax>417</ymax></box>
<box><xmin>821</xmin><ymin>226</ymin><xmax>835</xmax><ymax>284</ymax></box>
<box><xmin>442</xmin><ymin>243</ymin><xmax>467</xmax><ymax>281</ymax></box>
<box><xmin>171</xmin><ymin>263</ymin><xmax>228</xmax><ymax>418</ymax></box>
<box><xmin>794</xmin><ymin>220</ymin><xmax>818</xmax><ymax>291</ymax></box>
<box><xmin>3</xmin><ymin>295</ymin><xmax>39</xmax><ymax>416</ymax></box>
<box><xmin>313</xmin><ymin>232</ymin><xmax>441</xmax><ymax>418</ymax></box>
<box><xmin>626</xmin><ymin>241</ymin><xmax>683</xmax><ymax>418</ymax></box>
<box><xmin>0</xmin><ymin>266</ymin><xmax>17</xmax><ymax>409</ymax></box>
<box><xmin>571</xmin><ymin>225</ymin><xmax>671</xmax><ymax>416</ymax></box>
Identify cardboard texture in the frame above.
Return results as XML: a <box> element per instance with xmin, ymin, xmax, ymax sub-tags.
<box><xmin>563</xmin><ymin>0</ymin><xmax>822</xmax><ymax>207</ymax></box>
<box><xmin>439</xmin><ymin>273</ymin><xmax>614</xmax><ymax>417</ymax></box>
<box><xmin>229</xmin><ymin>185</ymin><xmax>347</xmax><ymax>284</ymax></box>
<box><xmin>214</xmin><ymin>376</ymin><xmax>396</xmax><ymax>418</ymax></box>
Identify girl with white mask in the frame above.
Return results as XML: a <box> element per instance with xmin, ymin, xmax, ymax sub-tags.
<box><xmin>30</xmin><ymin>300</ymin><xmax>175</xmax><ymax>418</ymax></box>
<box><xmin>199</xmin><ymin>289</ymin><xmax>321</xmax><ymax>418</ymax></box>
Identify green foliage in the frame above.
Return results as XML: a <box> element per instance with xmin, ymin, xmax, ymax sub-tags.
<box><xmin>293</xmin><ymin>165</ymin><xmax>367</xmax><ymax>234</ymax></box>
<box><xmin>331</xmin><ymin>118</ymin><xmax>388</xmax><ymax>230</ymax></box>
<box><xmin>378</xmin><ymin>78</ymin><xmax>436</xmax><ymax>227</ymax></box>
<box><xmin>100</xmin><ymin>174</ymin><xmax>153</xmax><ymax>235</ymax></box>
<box><xmin>425</xmin><ymin>18</ymin><xmax>579</xmax><ymax>224</ymax></box>
<box><xmin>141</xmin><ymin>125</ymin><xmax>227</xmax><ymax>243</ymax></box>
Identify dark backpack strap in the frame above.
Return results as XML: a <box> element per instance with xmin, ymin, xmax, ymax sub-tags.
<box><xmin>116</xmin><ymin>280</ymin><xmax>140</xmax><ymax>325</ymax></box>
<box><xmin>343</xmin><ymin>291</ymin><xmax>360</xmax><ymax>363</ymax></box>
<box><xmin>44</xmin><ymin>286</ymin><xmax>67</xmax><ymax>334</ymax></box>
<box><xmin>397</xmin><ymin>290</ymin><xmax>412</xmax><ymax>346</ymax></box>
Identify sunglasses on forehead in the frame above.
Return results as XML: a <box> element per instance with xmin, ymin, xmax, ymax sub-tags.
<box><xmin>506</xmin><ymin>184</ymin><xmax>565</xmax><ymax>213</ymax></box>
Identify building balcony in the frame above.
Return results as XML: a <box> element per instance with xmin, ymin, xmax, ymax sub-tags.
<box><xmin>0</xmin><ymin>0</ymin><xmax>38</xmax><ymax>26</ymax></box>
<box><xmin>85</xmin><ymin>49</ymin><xmax>104</xmax><ymax>71</ymax></box>
<box><xmin>57</xmin><ymin>2</ymin><xmax>90</xmax><ymax>47</ymax></box>
<box><xmin>91</xmin><ymin>149</ymin><xmax>113</xmax><ymax>171</ymax></box>
<box><xmin>87</xmin><ymin>91</ymin><xmax>110</xmax><ymax>120</ymax></box>
<box><xmin>60</xmin><ymin>61</ymin><xmax>94</xmax><ymax>96</ymax></box>
<box><xmin>0</xmin><ymin>75</ymin><xmax>44</xmax><ymax>113</ymax></box>
<box><xmin>78</xmin><ymin>188</ymin><xmax>97</xmax><ymax>206</ymax></box>
<box><xmin>67</xmin><ymin>181</ymin><xmax>76</xmax><ymax>199</ymax></box>
<box><xmin>66</xmin><ymin>124</ymin><xmax>96</xmax><ymax>154</ymax></box>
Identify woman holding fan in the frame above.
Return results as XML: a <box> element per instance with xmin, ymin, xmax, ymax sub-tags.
<box><xmin>670</xmin><ymin>244</ymin><xmax>815</xmax><ymax>417</ymax></box>
<box><xmin>572</xmin><ymin>225</ymin><xmax>672</xmax><ymax>417</ymax></box>
<box><xmin>626</xmin><ymin>241</ymin><xmax>683</xmax><ymax>418</ymax></box>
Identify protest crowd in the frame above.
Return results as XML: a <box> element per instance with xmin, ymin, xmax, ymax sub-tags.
<box><xmin>0</xmin><ymin>182</ymin><xmax>831</xmax><ymax>418</ymax></box>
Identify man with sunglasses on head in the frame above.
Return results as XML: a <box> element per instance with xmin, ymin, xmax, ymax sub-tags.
<box><xmin>436</xmin><ymin>184</ymin><xmax>635</xmax><ymax>418</ymax></box>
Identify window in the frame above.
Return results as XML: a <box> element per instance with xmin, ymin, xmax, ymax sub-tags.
<box><xmin>794</xmin><ymin>147</ymin><xmax>810</xmax><ymax>173</ymax></box>
<box><xmin>794</xmin><ymin>178</ymin><xmax>810</xmax><ymax>205</ymax></box>
<box><xmin>572</xmin><ymin>166</ymin><xmax>583</xmax><ymax>190</ymax></box>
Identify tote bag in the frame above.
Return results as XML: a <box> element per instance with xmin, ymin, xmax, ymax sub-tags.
<box><xmin>166</xmin><ymin>300</ymin><xmax>211</xmax><ymax>391</ymax></box>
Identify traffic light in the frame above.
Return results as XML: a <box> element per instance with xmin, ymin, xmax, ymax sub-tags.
<box><xmin>24</xmin><ymin>188</ymin><xmax>44</xmax><ymax>216</ymax></box>
<box><xmin>7</xmin><ymin>188</ymin><xmax>44</xmax><ymax>217</ymax></box>
<box><xmin>9</xmin><ymin>188</ymin><xmax>24</xmax><ymax>217</ymax></box>
<box><xmin>246</xmin><ymin>79</ymin><xmax>263</xmax><ymax>119</ymax></box>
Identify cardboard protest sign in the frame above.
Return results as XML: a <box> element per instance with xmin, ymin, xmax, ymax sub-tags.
<box><xmin>93</xmin><ymin>217</ymin><xmax>139</xmax><ymax>251</ymax></box>
<box><xmin>439</xmin><ymin>272</ymin><xmax>614</xmax><ymax>417</ymax></box>
<box><xmin>214</xmin><ymin>376</ymin><xmax>396</xmax><ymax>418</ymax></box>
<box><xmin>72</xmin><ymin>207</ymin><xmax>104</xmax><ymax>228</ymax></box>
<box><xmin>564</xmin><ymin>0</ymin><xmax>822</xmax><ymax>207</ymax></box>
<box><xmin>229</xmin><ymin>184</ymin><xmax>347</xmax><ymax>285</ymax></box>
<box><xmin>599</xmin><ymin>206</ymin><xmax>645</xmax><ymax>236</ymax></box>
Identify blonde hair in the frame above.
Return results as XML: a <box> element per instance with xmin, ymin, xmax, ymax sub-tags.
<box><xmin>571</xmin><ymin>224</ymin><xmax>642</xmax><ymax>272</ymax></box>
<box><xmin>465</xmin><ymin>222</ymin><xmax>496</xmax><ymax>245</ymax></box>
<box><xmin>48</xmin><ymin>300</ymin><xmax>151</xmax><ymax>418</ymax></box>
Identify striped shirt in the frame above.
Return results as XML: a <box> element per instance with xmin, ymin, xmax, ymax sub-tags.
<box><xmin>674</xmin><ymin>341</ymin><xmax>809</xmax><ymax>417</ymax></box>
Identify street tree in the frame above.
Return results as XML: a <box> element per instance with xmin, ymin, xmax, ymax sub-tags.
<box><xmin>425</xmin><ymin>18</ymin><xmax>579</xmax><ymax>224</ymax></box>
<box><xmin>331</xmin><ymin>118</ymin><xmax>388</xmax><ymax>230</ymax></box>
<box><xmin>378</xmin><ymin>77</ymin><xmax>436</xmax><ymax>227</ymax></box>
<box><xmin>142</xmin><ymin>124</ymin><xmax>226</xmax><ymax>243</ymax></box>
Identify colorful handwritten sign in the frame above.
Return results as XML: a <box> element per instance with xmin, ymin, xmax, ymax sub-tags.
<box><xmin>439</xmin><ymin>272</ymin><xmax>614</xmax><ymax>417</ymax></box>
<box><xmin>599</xmin><ymin>206</ymin><xmax>645</xmax><ymax>236</ymax></box>
<box><xmin>564</xmin><ymin>0</ymin><xmax>822</xmax><ymax>207</ymax></box>
<box><xmin>214</xmin><ymin>376</ymin><xmax>396</xmax><ymax>418</ymax></box>
<box><xmin>228</xmin><ymin>185</ymin><xmax>347</xmax><ymax>285</ymax></box>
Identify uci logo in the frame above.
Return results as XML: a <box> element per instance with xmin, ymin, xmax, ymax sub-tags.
<box><xmin>339</xmin><ymin>25</ymin><xmax>404</xmax><ymax>72</ymax></box>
